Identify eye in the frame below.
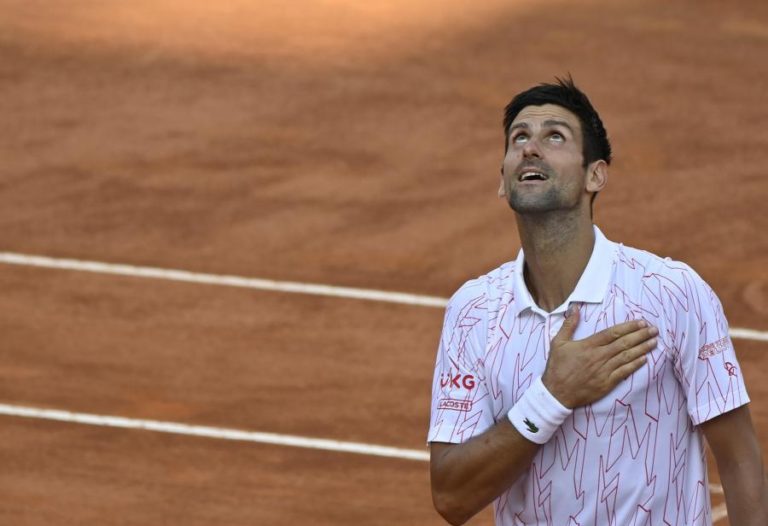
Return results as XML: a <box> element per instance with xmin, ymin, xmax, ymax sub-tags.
<box><xmin>549</xmin><ymin>132</ymin><xmax>565</xmax><ymax>143</ymax></box>
<box><xmin>512</xmin><ymin>133</ymin><xmax>529</xmax><ymax>144</ymax></box>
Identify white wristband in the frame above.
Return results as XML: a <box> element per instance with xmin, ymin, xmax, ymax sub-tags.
<box><xmin>506</xmin><ymin>377</ymin><xmax>572</xmax><ymax>445</ymax></box>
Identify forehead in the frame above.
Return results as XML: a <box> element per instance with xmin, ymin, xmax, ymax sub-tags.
<box><xmin>511</xmin><ymin>104</ymin><xmax>582</xmax><ymax>133</ymax></box>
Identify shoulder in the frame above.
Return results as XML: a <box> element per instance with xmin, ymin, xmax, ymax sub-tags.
<box><xmin>615</xmin><ymin>241</ymin><xmax>702</xmax><ymax>281</ymax></box>
<box><xmin>614</xmin><ymin>242</ymin><xmax>716</xmax><ymax>309</ymax></box>
<box><xmin>445</xmin><ymin>260</ymin><xmax>517</xmax><ymax>319</ymax></box>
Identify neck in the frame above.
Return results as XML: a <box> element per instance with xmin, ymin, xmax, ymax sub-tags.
<box><xmin>516</xmin><ymin>210</ymin><xmax>595</xmax><ymax>312</ymax></box>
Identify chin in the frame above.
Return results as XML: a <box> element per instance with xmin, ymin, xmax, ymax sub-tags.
<box><xmin>508</xmin><ymin>196</ymin><xmax>561</xmax><ymax>214</ymax></box>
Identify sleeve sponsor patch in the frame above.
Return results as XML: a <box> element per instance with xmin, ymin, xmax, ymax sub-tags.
<box><xmin>440</xmin><ymin>371</ymin><xmax>476</xmax><ymax>390</ymax></box>
<box><xmin>697</xmin><ymin>336</ymin><xmax>730</xmax><ymax>360</ymax></box>
<box><xmin>437</xmin><ymin>399</ymin><xmax>474</xmax><ymax>412</ymax></box>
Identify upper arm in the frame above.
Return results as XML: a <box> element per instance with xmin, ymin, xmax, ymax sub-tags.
<box><xmin>429</xmin><ymin>441</ymin><xmax>452</xmax><ymax>479</ymax></box>
<box><xmin>700</xmin><ymin>404</ymin><xmax>768</xmax><ymax>521</ymax></box>
<box><xmin>430</xmin><ymin>441</ymin><xmax>452</xmax><ymax>462</ymax></box>
<box><xmin>700</xmin><ymin>405</ymin><xmax>762</xmax><ymax>462</ymax></box>
<box><xmin>655</xmin><ymin>264</ymin><xmax>750</xmax><ymax>423</ymax></box>
<box><xmin>427</xmin><ymin>281</ymin><xmax>495</xmax><ymax>444</ymax></box>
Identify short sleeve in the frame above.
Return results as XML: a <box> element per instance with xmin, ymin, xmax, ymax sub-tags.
<box><xmin>427</xmin><ymin>279</ymin><xmax>495</xmax><ymax>444</ymax></box>
<box><xmin>661</xmin><ymin>264</ymin><xmax>750</xmax><ymax>425</ymax></box>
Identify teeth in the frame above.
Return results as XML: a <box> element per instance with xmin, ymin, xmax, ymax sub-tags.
<box><xmin>520</xmin><ymin>171</ymin><xmax>545</xmax><ymax>181</ymax></box>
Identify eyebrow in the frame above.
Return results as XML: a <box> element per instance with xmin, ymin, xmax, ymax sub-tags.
<box><xmin>508</xmin><ymin>119</ymin><xmax>575</xmax><ymax>134</ymax></box>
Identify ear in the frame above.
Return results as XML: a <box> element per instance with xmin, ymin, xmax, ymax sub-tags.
<box><xmin>498</xmin><ymin>167</ymin><xmax>507</xmax><ymax>198</ymax></box>
<box><xmin>585</xmin><ymin>160</ymin><xmax>608</xmax><ymax>194</ymax></box>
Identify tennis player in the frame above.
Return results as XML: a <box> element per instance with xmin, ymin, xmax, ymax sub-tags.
<box><xmin>428</xmin><ymin>77</ymin><xmax>767</xmax><ymax>525</ymax></box>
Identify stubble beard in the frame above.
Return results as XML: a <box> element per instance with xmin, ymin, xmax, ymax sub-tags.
<box><xmin>507</xmin><ymin>185</ymin><xmax>577</xmax><ymax>215</ymax></box>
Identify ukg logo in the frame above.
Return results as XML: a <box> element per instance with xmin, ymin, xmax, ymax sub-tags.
<box><xmin>440</xmin><ymin>371</ymin><xmax>476</xmax><ymax>390</ymax></box>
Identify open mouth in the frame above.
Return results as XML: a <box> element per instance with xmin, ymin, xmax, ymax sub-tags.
<box><xmin>518</xmin><ymin>171</ymin><xmax>548</xmax><ymax>182</ymax></box>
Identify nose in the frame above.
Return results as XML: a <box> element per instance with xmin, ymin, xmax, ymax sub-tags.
<box><xmin>522</xmin><ymin>137</ymin><xmax>542</xmax><ymax>159</ymax></box>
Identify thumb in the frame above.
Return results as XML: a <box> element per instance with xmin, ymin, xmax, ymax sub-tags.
<box><xmin>554</xmin><ymin>304</ymin><xmax>580</xmax><ymax>342</ymax></box>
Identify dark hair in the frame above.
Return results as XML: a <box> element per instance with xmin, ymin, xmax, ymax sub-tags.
<box><xmin>503</xmin><ymin>76</ymin><xmax>612</xmax><ymax>167</ymax></box>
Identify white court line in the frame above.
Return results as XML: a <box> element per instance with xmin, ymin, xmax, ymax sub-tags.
<box><xmin>0</xmin><ymin>251</ymin><xmax>767</xmax><ymax>342</ymax></box>
<box><xmin>729</xmin><ymin>327</ymin><xmax>768</xmax><ymax>342</ymax></box>
<box><xmin>0</xmin><ymin>252</ymin><xmax>447</xmax><ymax>307</ymax></box>
<box><xmin>0</xmin><ymin>402</ymin><xmax>726</xmax><ymax>495</ymax></box>
<box><xmin>0</xmin><ymin>403</ymin><xmax>429</xmax><ymax>462</ymax></box>
<box><xmin>0</xmin><ymin>406</ymin><xmax>729</xmax><ymax>525</ymax></box>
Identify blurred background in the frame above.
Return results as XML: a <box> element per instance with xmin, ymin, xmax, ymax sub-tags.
<box><xmin>1</xmin><ymin>1</ymin><xmax>766</xmax><ymax>524</ymax></box>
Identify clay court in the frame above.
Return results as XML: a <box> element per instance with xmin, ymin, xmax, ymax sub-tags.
<box><xmin>1</xmin><ymin>1</ymin><xmax>767</xmax><ymax>524</ymax></box>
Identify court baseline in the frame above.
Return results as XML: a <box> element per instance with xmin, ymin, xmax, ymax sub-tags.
<box><xmin>1</xmin><ymin>251</ymin><xmax>766</xmax><ymax>342</ymax></box>
<box><xmin>0</xmin><ymin>401</ymin><xmax>725</xmax><ymax>498</ymax></box>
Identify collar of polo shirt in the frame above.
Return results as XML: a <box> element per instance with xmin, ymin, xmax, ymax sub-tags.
<box><xmin>511</xmin><ymin>225</ymin><xmax>616</xmax><ymax>317</ymax></box>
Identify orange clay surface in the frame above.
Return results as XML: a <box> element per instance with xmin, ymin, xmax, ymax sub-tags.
<box><xmin>1</xmin><ymin>1</ymin><xmax>767</xmax><ymax>524</ymax></box>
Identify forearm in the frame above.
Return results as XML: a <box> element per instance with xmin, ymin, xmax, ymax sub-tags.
<box><xmin>430</xmin><ymin>419</ymin><xmax>539</xmax><ymax>525</ymax></box>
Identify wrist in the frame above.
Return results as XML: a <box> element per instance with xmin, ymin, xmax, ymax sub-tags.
<box><xmin>507</xmin><ymin>377</ymin><xmax>573</xmax><ymax>445</ymax></box>
<box><xmin>540</xmin><ymin>376</ymin><xmax>573</xmax><ymax>409</ymax></box>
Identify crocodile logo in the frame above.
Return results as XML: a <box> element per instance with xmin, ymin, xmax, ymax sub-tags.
<box><xmin>524</xmin><ymin>418</ymin><xmax>539</xmax><ymax>433</ymax></box>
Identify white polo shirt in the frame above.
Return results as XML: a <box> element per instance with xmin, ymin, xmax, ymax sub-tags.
<box><xmin>428</xmin><ymin>226</ymin><xmax>749</xmax><ymax>526</ymax></box>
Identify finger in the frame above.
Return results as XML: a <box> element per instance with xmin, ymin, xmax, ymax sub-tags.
<box><xmin>603</xmin><ymin>326</ymin><xmax>659</xmax><ymax>358</ymax></box>
<box><xmin>607</xmin><ymin>354</ymin><xmax>648</xmax><ymax>386</ymax></box>
<box><xmin>604</xmin><ymin>336</ymin><xmax>657</xmax><ymax>372</ymax></box>
<box><xmin>553</xmin><ymin>304</ymin><xmax>580</xmax><ymax>343</ymax></box>
<box><xmin>583</xmin><ymin>319</ymin><xmax>649</xmax><ymax>347</ymax></box>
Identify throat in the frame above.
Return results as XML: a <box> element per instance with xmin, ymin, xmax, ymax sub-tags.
<box><xmin>518</xmin><ymin>219</ymin><xmax>595</xmax><ymax>313</ymax></box>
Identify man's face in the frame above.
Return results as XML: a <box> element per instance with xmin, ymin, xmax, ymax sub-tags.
<box><xmin>500</xmin><ymin>104</ymin><xmax>588</xmax><ymax>214</ymax></box>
